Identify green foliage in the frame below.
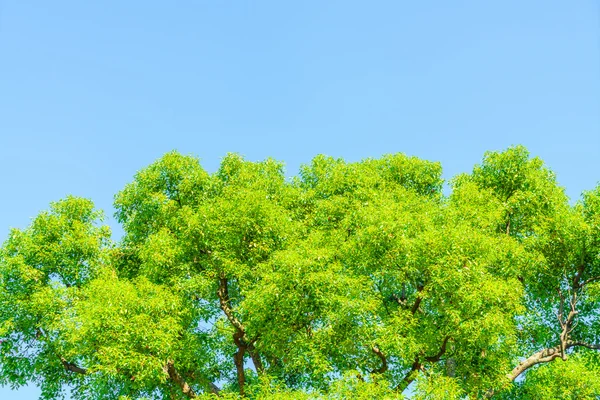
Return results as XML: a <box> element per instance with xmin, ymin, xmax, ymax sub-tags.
<box><xmin>413</xmin><ymin>373</ymin><xmax>464</xmax><ymax>400</ymax></box>
<box><xmin>0</xmin><ymin>197</ymin><xmax>110</xmax><ymax>398</ymax></box>
<box><xmin>1</xmin><ymin>147</ymin><xmax>600</xmax><ymax>399</ymax></box>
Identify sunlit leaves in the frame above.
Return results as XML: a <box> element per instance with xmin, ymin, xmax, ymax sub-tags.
<box><xmin>414</xmin><ymin>373</ymin><xmax>464</xmax><ymax>400</ymax></box>
<box><xmin>2</xmin><ymin>148</ymin><xmax>600</xmax><ymax>399</ymax></box>
<box><xmin>0</xmin><ymin>197</ymin><xmax>110</xmax><ymax>396</ymax></box>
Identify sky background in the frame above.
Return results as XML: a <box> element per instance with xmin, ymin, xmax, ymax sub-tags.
<box><xmin>1</xmin><ymin>0</ymin><xmax>599</xmax><ymax>398</ymax></box>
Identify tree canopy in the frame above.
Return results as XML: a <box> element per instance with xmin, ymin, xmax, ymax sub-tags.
<box><xmin>1</xmin><ymin>146</ymin><xmax>600</xmax><ymax>399</ymax></box>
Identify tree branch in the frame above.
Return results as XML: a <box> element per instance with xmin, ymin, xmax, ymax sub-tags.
<box><xmin>165</xmin><ymin>360</ymin><xmax>197</xmax><ymax>398</ymax></box>
<box><xmin>507</xmin><ymin>345</ymin><xmax>562</xmax><ymax>382</ymax></box>
<box><xmin>371</xmin><ymin>346</ymin><xmax>388</xmax><ymax>374</ymax></box>
<box><xmin>579</xmin><ymin>276</ymin><xmax>600</xmax><ymax>288</ymax></box>
<box><xmin>248</xmin><ymin>342</ymin><xmax>265</xmax><ymax>374</ymax></box>
<box><xmin>36</xmin><ymin>328</ymin><xmax>87</xmax><ymax>376</ymax></box>
<box><xmin>217</xmin><ymin>275</ymin><xmax>251</xmax><ymax>396</ymax></box>
<box><xmin>410</xmin><ymin>284</ymin><xmax>425</xmax><ymax>315</ymax></box>
<box><xmin>566</xmin><ymin>340</ymin><xmax>600</xmax><ymax>351</ymax></box>
<box><xmin>396</xmin><ymin>356</ymin><xmax>422</xmax><ymax>392</ymax></box>
<box><xmin>487</xmin><ymin>266</ymin><xmax>597</xmax><ymax>398</ymax></box>
<box><xmin>232</xmin><ymin>332</ymin><xmax>246</xmax><ymax>397</ymax></box>
<box><xmin>424</xmin><ymin>336</ymin><xmax>450</xmax><ymax>363</ymax></box>
<box><xmin>396</xmin><ymin>336</ymin><xmax>450</xmax><ymax>393</ymax></box>
<box><xmin>60</xmin><ymin>357</ymin><xmax>87</xmax><ymax>375</ymax></box>
<box><xmin>217</xmin><ymin>276</ymin><xmax>246</xmax><ymax>333</ymax></box>
<box><xmin>206</xmin><ymin>381</ymin><xmax>221</xmax><ymax>396</ymax></box>
<box><xmin>507</xmin><ymin>340</ymin><xmax>600</xmax><ymax>383</ymax></box>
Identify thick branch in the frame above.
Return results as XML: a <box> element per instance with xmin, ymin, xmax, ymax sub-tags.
<box><xmin>165</xmin><ymin>360</ymin><xmax>197</xmax><ymax>398</ymax></box>
<box><xmin>508</xmin><ymin>284</ymin><xmax>583</xmax><ymax>383</ymax></box>
<box><xmin>248</xmin><ymin>344</ymin><xmax>265</xmax><ymax>374</ymax></box>
<box><xmin>486</xmin><ymin>345</ymin><xmax>563</xmax><ymax>400</ymax></box>
<box><xmin>233</xmin><ymin>334</ymin><xmax>246</xmax><ymax>397</ymax></box>
<box><xmin>486</xmin><ymin>260</ymin><xmax>596</xmax><ymax>397</ymax></box>
<box><xmin>508</xmin><ymin>340</ymin><xmax>600</xmax><ymax>383</ymax></box>
<box><xmin>218</xmin><ymin>275</ymin><xmax>249</xmax><ymax>396</ymax></box>
<box><xmin>507</xmin><ymin>345</ymin><xmax>562</xmax><ymax>382</ymax></box>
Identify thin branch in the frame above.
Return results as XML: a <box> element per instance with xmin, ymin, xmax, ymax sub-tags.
<box><xmin>556</xmin><ymin>288</ymin><xmax>565</xmax><ymax>330</ymax></box>
<box><xmin>566</xmin><ymin>340</ymin><xmax>600</xmax><ymax>350</ymax></box>
<box><xmin>579</xmin><ymin>276</ymin><xmax>600</xmax><ymax>288</ymax></box>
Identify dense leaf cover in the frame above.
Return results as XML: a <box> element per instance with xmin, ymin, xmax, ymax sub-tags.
<box><xmin>1</xmin><ymin>146</ymin><xmax>599</xmax><ymax>399</ymax></box>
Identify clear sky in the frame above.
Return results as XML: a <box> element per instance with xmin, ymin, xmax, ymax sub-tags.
<box><xmin>1</xmin><ymin>1</ymin><xmax>599</xmax><ymax>398</ymax></box>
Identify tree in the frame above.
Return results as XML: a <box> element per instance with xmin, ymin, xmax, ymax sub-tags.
<box><xmin>1</xmin><ymin>146</ymin><xmax>599</xmax><ymax>399</ymax></box>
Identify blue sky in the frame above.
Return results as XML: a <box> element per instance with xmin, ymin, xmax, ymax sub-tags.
<box><xmin>1</xmin><ymin>1</ymin><xmax>599</xmax><ymax>398</ymax></box>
